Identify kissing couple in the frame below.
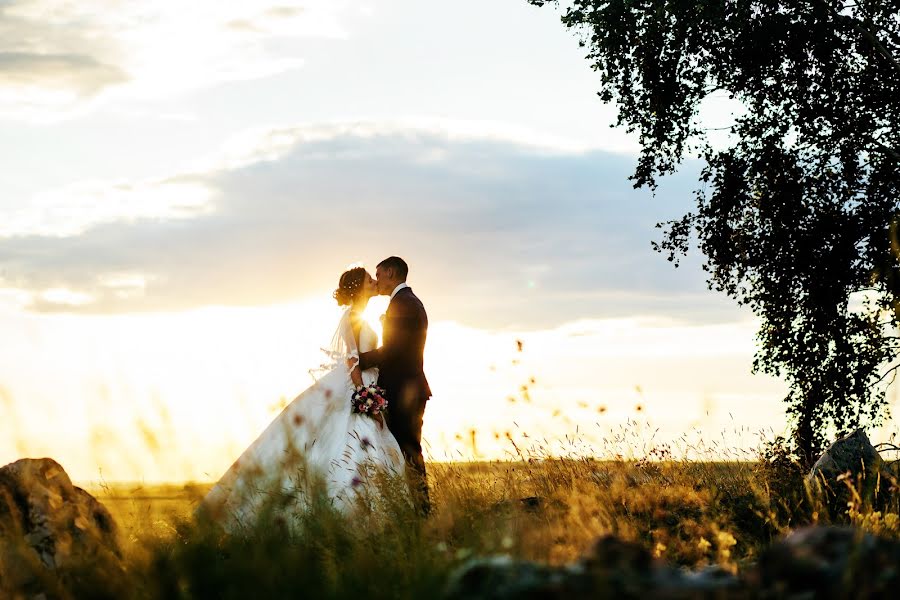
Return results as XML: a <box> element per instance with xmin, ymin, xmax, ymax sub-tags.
<box><xmin>200</xmin><ymin>257</ymin><xmax>432</xmax><ymax>531</ymax></box>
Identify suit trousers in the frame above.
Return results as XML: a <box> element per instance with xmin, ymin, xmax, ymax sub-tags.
<box><xmin>386</xmin><ymin>390</ymin><xmax>430</xmax><ymax>515</ymax></box>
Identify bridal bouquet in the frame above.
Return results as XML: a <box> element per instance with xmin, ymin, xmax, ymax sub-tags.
<box><xmin>351</xmin><ymin>384</ymin><xmax>388</xmax><ymax>417</ymax></box>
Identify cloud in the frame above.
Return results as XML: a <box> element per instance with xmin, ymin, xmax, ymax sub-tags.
<box><xmin>0</xmin><ymin>177</ymin><xmax>214</xmax><ymax>238</ymax></box>
<box><xmin>0</xmin><ymin>52</ymin><xmax>127</xmax><ymax>94</ymax></box>
<box><xmin>0</xmin><ymin>123</ymin><xmax>737</xmax><ymax>328</ymax></box>
<box><xmin>0</xmin><ymin>0</ymin><xmax>361</xmax><ymax>119</ymax></box>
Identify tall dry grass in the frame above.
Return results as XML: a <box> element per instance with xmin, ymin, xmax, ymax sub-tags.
<box><xmin>48</xmin><ymin>430</ymin><xmax>893</xmax><ymax>600</ymax></box>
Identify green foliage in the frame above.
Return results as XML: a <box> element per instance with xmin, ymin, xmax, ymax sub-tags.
<box><xmin>529</xmin><ymin>0</ymin><xmax>900</xmax><ymax>461</ymax></box>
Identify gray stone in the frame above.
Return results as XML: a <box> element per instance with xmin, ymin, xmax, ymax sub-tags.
<box><xmin>806</xmin><ymin>429</ymin><xmax>893</xmax><ymax>514</ymax></box>
<box><xmin>807</xmin><ymin>428</ymin><xmax>883</xmax><ymax>483</ymax></box>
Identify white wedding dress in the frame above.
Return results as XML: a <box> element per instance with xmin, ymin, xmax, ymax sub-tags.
<box><xmin>200</xmin><ymin>310</ymin><xmax>406</xmax><ymax>532</ymax></box>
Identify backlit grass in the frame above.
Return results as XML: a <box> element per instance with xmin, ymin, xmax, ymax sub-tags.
<box><xmin>54</xmin><ymin>438</ymin><xmax>893</xmax><ymax>600</ymax></box>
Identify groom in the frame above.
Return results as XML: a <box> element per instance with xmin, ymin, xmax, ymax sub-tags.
<box><xmin>357</xmin><ymin>256</ymin><xmax>432</xmax><ymax>515</ymax></box>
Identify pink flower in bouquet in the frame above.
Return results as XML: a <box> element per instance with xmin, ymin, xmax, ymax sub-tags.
<box><xmin>351</xmin><ymin>383</ymin><xmax>387</xmax><ymax>418</ymax></box>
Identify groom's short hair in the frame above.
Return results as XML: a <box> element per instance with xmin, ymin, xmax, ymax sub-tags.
<box><xmin>378</xmin><ymin>256</ymin><xmax>408</xmax><ymax>281</ymax></box>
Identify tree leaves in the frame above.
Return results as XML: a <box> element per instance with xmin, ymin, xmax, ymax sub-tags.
<box><xmin>532</xmin><ymin>0</ymin><xmax>900</xmax><ymax>461</ymax></box>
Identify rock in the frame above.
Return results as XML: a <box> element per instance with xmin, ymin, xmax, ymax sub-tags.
<box><xmin>444</xmin><ymin>520</ymin><xmax>900</xmax><ymax>599</ymax></box>
<box><xmin>443</xmin><ymin>555</ymin><xmax>591</xmax><ymax>600</ymax></box>
<box><xmin>806</xmin><ymin>429</ymin><xmax>891</xmax><ymax>513</ymax></box>
<box><xmin>0</xmin><ymin>458</ymin><xmax>122</xmax><ymax>595</ymax></box>
<box><xmin>674</xmin><ymin>565</ymin><xmax>743</xmax><ymax>593</ymax></box>
<box><xmin>754</xmin><ymin>525</ymin><xmax>900</xmax><ymax>599</ymax></box>
<box><xmin>807</xmin><ymin>429</ymin><xmax>883</xmax><ymax>483</ymax></box>
<box><xmin>580</xmin><ymin>534</ymin><xmax>656</xmax><ymax>596</ymax></box>
<box><xmin>444</xmin><ymin>535</ymin><xmax>742</xmax><ymax>599</ymax></box>
<box><xmin>583</xmin><ymin>536</ymin><xmax>742</xmax><ymax>598</ymax></box>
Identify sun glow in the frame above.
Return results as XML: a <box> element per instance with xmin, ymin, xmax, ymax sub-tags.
<box><xmin>0</xmin><ymin>292</ymin><xmax>795</xmax><ymax>483</ymax></box>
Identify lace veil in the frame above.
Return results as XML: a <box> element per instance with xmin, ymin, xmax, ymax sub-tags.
<box><xmin>310</xmin><ymin>308</ymin><xmax>359</xmax><ymax>380</ymax></box>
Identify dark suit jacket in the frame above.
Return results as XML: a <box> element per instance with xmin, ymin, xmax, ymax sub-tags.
<box><xmin>358</xmin><ymin>287</ymin><xmax>431</xmax><ymax>409</ymax></box>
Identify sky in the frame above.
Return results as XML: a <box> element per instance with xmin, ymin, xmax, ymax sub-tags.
<box><xmin>1</xmin><ymin>0</ymin><xmax>884</xmax><ymax>482</ymax></box>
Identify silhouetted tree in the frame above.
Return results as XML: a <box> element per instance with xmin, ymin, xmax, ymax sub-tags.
<box><xmin>529</xmin><ymin>0</ymin><xmax>900</xmax><ymax>462</ymax></box>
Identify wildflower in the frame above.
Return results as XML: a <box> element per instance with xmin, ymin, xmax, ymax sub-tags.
<box><xmin>653</xmin><ymin>542</ymin><xmax>667</xmax><ymax>557</ymax></box>
<box><xmin>716</xmin><ymin>531</ymin><xmax>737</xmax><ymax>560</ymax></box>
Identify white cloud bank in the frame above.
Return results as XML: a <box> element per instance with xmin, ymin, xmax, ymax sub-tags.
<box><xmin>0</xmin><ymin>122</ymin><xmax>735</xmax><ymax>328</ymax></box>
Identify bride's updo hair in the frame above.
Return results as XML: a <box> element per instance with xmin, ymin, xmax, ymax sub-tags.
<box><xmin>333</xmin><ymin>266</ymin><xmax>367</xmax><ymax>306</ymax></box>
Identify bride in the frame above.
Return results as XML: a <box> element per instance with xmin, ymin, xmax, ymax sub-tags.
<box><xmin>199</xmin><ymin>267</ymin><xmax>406</xmax><ymax>532</ymax></box>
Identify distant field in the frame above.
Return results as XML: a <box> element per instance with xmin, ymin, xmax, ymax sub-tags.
<box><xmin>88</xmin><ymin>482</ymin><xmax>213</xmax><ymax>539</ymax></box>
<box><xmin>88</xmin><ymin>462</ymin><xmax>552</xmax><ymax>540</ymax></box>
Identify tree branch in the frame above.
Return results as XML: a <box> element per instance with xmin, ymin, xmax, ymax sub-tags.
<box><xmin>874</xmin><ymin>362</ymin><xmax>900</xmax><ymax>386</ymax></box>
<box><xmin>814</xmin><ymin>0</ymin><xmax>900</xmax><ymax>75</ymax></box>
<box><xmin>869</xmin><ymin>136</ymin><xmax>900</xmax><ymax>162</ymax></box>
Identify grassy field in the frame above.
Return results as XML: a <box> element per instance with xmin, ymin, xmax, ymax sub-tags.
<box><xmin>63</xmin><ymin>448</ymin><xmax>900</xmax><ymax>599</ymax></box>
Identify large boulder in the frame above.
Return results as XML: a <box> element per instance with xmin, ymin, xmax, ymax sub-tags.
<box><xmin>0</xmin><ymin>458</ymin><xmax>122</xmax><ymax>595</ymax></box>
<box><xmin>807</xmin><ymin>429</ymin><xmax>883</xmax><ymax>483</ymax></box>
<box><xmin>806</xmin><ymin>430</ymin><xmax>890</xmax><ymax>513</ymax></box>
